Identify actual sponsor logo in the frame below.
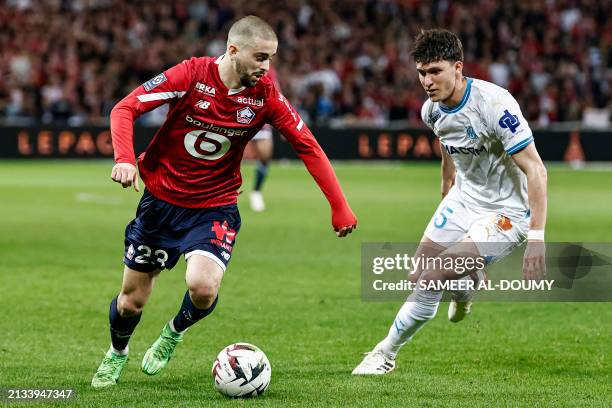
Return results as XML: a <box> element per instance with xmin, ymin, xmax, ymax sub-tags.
<box><xmin>195</xmin><ymin>82</ymin><xmax>216</xmax><ymax>97</ymax></box>
<box><xmin>236</xmin><ymin>106</ymin><xmax>256</xmax><ymax>124</ymax></box>
<box><xmin>143</xmin><ymin>73</ymin><xmax>167</xmax><ymax>91</ymax></box>
<box><xmin>236</xmin><ymin>96</ymin><xmax>264</xmax><ymax>107</ymax></box>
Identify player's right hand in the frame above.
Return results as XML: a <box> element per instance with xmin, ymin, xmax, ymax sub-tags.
<box><xmin>111</xmin><ymin>162</ymin><xmax>140</xmax><ymax>192</ymax></box>
<box><xmin>522</xmin><ymin>240</ymin><xmax>546</xmax><ymax>280</ymax></box>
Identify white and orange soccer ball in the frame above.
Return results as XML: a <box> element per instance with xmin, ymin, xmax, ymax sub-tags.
<box><xmin>211</xmin><ymin>343</ymin><xmax>271</xmax><ymax>398</ymax></box>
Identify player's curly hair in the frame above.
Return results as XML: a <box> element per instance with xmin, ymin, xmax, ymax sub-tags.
<box><xmin>412</xmin><ymin>29</ymin><xmax>463</xmax><ymax>64</ymax></box>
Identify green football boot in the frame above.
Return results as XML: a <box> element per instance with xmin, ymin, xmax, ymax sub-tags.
<box><xmin>141</xmin><ymin>323</ymin><xmax>183</xmax><ymax>375</ymax></box>
<box><xmin>91</xmin><ymin>348</ymin><xmax>128</xmax><ymax>389</ymax></box>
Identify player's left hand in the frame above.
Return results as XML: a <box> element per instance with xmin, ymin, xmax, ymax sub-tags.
<box><xmin>522</xmin><ymin>240</ymin><xmax>546</xmax><ymax>280</ymax></box>
<box><xmin>335</xmin><ymin>224</ymin><xmax>356</xmax><ymax>238</ymax></box>
<box><xmin>332</xmin><ymin>207</ymin><xmax>357</xmax><ymax>238</ymax></box>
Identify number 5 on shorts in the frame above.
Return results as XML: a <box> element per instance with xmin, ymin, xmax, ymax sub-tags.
<box><xmin>434</xmin><ymin>206</ymin><xmax>454</xmax><ymax>229</ymax></box>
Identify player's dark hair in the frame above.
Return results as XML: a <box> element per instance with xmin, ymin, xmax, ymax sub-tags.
<box><xmin>412</xmin><ymin>29</ymin><xmax>463</xmax><ymax>64</ymax></box>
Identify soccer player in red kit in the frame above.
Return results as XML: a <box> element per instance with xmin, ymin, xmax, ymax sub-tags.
<box><xmin>91</xmin><ymin>15</ymin><xmax>357</xmax><ymax>389</ymax></box>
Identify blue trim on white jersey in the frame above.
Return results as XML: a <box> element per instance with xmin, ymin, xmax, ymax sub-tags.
<box><xmin>439</xmin><ymin>78</ymin><xmax>473</xmax><ymax>114</ymax></box>
<box><xmin>506</xmin><ymin>136</ymin><xmax>534</xmax><ymax>155</ymax></box>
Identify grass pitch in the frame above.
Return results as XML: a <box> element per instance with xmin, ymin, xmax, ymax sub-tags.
<box><xmin>0</xmin><ymin>161</ymin><xmax>610</xmax><ymax>407</ymax></box>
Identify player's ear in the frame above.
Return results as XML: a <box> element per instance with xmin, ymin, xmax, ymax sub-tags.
<box><xmin>227</xmin><ymin>44</ymin><xmax>239</xmax><ymax>58</ymax></box>
<box><xmin>454</xmin><ymin>60</ymin><xmax>463</xmax><ymax>75</ymax></box>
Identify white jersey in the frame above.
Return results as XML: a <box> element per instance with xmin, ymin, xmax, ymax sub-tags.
<box><xmin>421</xmin><ymin>78</ymin><xmax>533</xmax><ymax>218</ymax></box>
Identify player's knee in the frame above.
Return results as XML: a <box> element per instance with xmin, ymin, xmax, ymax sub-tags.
<box><xmin>187</xmin><ymin>280</ymin><xmax>219</xmax><ymax>309</ymax></box>
<box><xmin>117</xmin><ymin>294</ymin><xmax>145</xmax><ymax>316</ymax></box>
<box><xmin>419</xmin><ymin>269</ymin><xmax>444</xmax><ymax>284</ymax></box>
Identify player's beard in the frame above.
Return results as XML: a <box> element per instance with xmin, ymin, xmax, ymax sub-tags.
<box><xmin>235</xmin><ymin>59</ymin><xmax>258</xmax><ymax>88</ymax></box>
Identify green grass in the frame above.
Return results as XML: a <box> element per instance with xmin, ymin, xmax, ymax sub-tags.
<box><xmin>0</xmin><ymin>161</ymin><xmax>610</xmax><ymax>407</ymax></box>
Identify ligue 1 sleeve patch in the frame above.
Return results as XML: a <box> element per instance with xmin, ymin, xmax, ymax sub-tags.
<box><xmin>143</xmin><ymin>73</ymin><xmax>168</xmax><ymax>91</ymax></box>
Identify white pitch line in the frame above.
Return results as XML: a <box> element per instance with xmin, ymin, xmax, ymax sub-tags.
<box><xmin>75</xmin><ymin>192</ymin><xmax>123</xmax><ymax>205</ymax></box>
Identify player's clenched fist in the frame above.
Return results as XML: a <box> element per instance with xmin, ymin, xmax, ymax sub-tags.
<box><xmin>333</xmin><ymin>208</ymin><xmax>357</xmax><ymax>238</ymax></box>
<box><xmin>111</xmin><ymin>162</ymin><xmax>140</xmax><ymax>192</ymax></box>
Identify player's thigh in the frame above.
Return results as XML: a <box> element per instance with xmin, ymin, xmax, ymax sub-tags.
<box><xmin>118</xmin><ymin>266</ymin><xmax>161</xmax><ymax>311</ymax></box>
<box><xmin>181</xmin><ymin>204</ymin><xmax>241</xmax><ymax>271</ymax></box>
<box><xmin>468</xmin><ymin>213</ymin><xmax>528</xmax><ymax>264</ymax></box>
<box><xmin>185</xmin><ymin>255</ymin><xmax>224</xmax><ymax>297</ymax></box>
<box><xmin>424</xmin><ymin>187</ymin><xmax>471</xmax><ymax>246</ymax></box>
<box><xmin>410</xmin><ymin>236</ymin><xmax>448</xmax><ymax>282</ymax></box>
<box><xmin>421</xmin><ymin>238</ymin><xmax>483</xmax><ymax>282</ymax></box>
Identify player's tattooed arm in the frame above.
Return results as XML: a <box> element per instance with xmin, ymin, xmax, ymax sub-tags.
<box><xmin>440</xmin><ymin>146</ymin><xmax>456</xmax><ymax>198</ymax></box>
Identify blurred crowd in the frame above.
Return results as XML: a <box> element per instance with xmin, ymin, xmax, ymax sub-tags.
<box><xmin>0</xmin><ymin>0</ymin><xmax>610</xmax><ymax>126</ymax></box>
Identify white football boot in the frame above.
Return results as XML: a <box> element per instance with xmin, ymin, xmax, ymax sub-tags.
<box><xmin>352</xmin><ymin>344</ymin><xmax>396</xmax><ymax>375</ymax></box>
<box><xmin>448</xmin><ymin>270</ymin><xmax>487</xmax><ymax>323</ymax></box>
<box><xmin>249</xmin><ymin>191</ymin><xmax>265</xmax><ymax>212</ymax></box>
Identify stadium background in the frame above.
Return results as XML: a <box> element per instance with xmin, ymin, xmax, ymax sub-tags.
<box><xmin>1</xmin><ymin>1</ymin><xmax>610</xmax><ymax>406</ymax></box>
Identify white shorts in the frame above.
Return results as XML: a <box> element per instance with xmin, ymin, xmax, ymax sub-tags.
<box><xmin>424</xmin><ymin>187</ymin><xmax>529</xmax><ymax>263</ymax></box>
<box><xmin>251</xmin><ymin>127</ymin><xmax>273</xmax><ymax>141</ymax></box>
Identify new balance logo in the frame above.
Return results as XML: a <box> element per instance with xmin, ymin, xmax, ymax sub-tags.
<box><xmin>195</xmin><ymin>100</ymin><xmax>210</xmax><ymax>110</ymax></box>
<box><xmin>195</xmin><ymin>82</ymin><xmax>216</xmax><ymax>96</ymax></box>
<box><xmin>499</xmin><ymin>109</ymin><xmax>520</xmax><ymax>133</ymax></box>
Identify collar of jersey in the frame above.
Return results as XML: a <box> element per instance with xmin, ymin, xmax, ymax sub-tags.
<box><xmin>214</xmin><ymin>54</ymin><xmax>246</xmax><ymax>95</ymax></box>
<box><xmin>439</xmin><ymin>77</ymin><xmax>473</xmax><ymax>114</ymax></box>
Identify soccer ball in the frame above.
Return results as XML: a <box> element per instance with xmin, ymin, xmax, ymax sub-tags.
<box><xmin>212</xmin><ymin>343</ymin><xmax>271</xmax><ymax>398</ymax></box>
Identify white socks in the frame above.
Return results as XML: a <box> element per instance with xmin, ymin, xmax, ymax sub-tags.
<box><xmin>111</xmin><ymin>344</ymin><xmax>129</xmax><ymax>356</ymax></box>
<box><xmin>378</xmin><ymin>289</ymin><xmax>443</xmax><ymax>359</ymax></box>
<box><xmin>169</xmin><ymin>319</ymin><xmax>186</xmax><ymax>335</ymax></box>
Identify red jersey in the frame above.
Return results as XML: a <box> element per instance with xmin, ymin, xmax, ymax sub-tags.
<box><xmin>111</xmin><ymin>55</ymin><xmax>356</xmax><ymax>229</ymax></box>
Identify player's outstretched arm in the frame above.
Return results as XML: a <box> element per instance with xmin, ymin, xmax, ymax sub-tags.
<box><xmin>288</xmin><ymin>129</ymin><xmax>357</xmax><ymax>238</ymax></box>
<box><xmin>267</xmin><ymin>92</ymin><xmax>357</xmax><ymax>237</ymax></box>
<box><xmin>512</xmin><ymin>143</ymin><xmax>548</xmax><ymax>280</ymax></box>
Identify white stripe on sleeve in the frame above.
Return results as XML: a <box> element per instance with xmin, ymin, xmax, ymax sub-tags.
<box><xmin>137</xmin><ymin>91</ymin><xmax>186</xmax><ymax>102</ymax></box>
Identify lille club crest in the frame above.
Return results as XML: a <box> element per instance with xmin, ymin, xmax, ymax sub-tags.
<box><xmin>236</xmin><ymin>106</ymin><xmax>256</xmax><ymax>124</ymax></box>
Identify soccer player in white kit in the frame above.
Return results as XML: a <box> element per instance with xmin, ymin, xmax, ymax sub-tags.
<box><xmin>353</xmin><ymin>29</ymin><xmax>548</xmax><ymax>375</ymax></box>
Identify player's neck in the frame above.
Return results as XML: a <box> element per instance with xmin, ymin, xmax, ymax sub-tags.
<box><xmin>218</xmin><ymin>55</ymin><xmax>243</xmax><ymax>90</ymax></box>
<box><xmin>440</xmin><ymin>77</ymin><xmax>467</xmax><ymax>108</ymax></box>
